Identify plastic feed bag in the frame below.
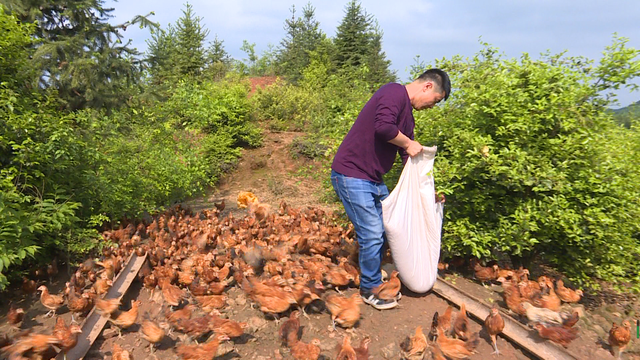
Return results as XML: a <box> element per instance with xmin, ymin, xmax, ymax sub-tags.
<box><xmin>382</xmin><ymin>146</ymin><xmax>443</xmax><ymax>293</ymax></box>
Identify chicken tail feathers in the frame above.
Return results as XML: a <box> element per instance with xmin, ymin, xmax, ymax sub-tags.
<box><xmin>465</xmin><ymin>332</ymin><xmax>480</xmax><ymax>352</ymax></box>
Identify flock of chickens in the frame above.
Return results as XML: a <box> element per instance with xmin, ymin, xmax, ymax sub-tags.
<box><xmin>0</xmin><ymin>191</ymin><xmax>634</xmax><ymax>360</ymax></box>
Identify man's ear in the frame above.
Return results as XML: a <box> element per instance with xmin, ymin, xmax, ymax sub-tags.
<box><xmin>423</xmin><ymin>81</ymin><xmax>433</xmax><ymax>92</ymax></box>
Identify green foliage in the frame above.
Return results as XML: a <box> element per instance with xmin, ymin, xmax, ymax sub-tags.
<box><xmin>163</xmin><ymin>79</ymin><xmax>262</xmax><ymax>148</ymax></box>
<box><xmin>146</xmin><ymin>3</ymin><xmax>230</xmax><ymax>84</ymax></box>
<box><xmin>406</xmin><ymin>40</ymin><xmax>640</xmax><ymax>287</ymax></box>
<box><xmin>0</xmin><ymin>6</ymin><xmax>35</xmax><ymax>90</ymax></box>
<box><xmin>175</xmin><ymin>3</ymin><xmax>208</xmax><ymax>77</ymax></box>
<box><xmin>4</xmin><ymin>0</ymin><xmax>157</xmax><ymax>111</ymax></box>
<box><xmin>205</xmin><ymin>35</ymin><xmax>232</xmax><ymax>81</ymax></box>
<box><xmin>333</xmin><ymin>0</ymin><xmax>396</xmax><ymax>87</ymax></box>
<box><xmin>610</xmin><ymin>101</ymin><xmax>640</xmax><ymax>128</ymax></box>
<box><xmin>276</xmin><ymin>3</ymin><xmax>326</xmax><ymax>83</ymax></box>
<box><xmin>236</xmin><ymin>41</ymin><xmax>277</xmax><ymax>76</ymax></box>
<box><xmin>251</xmin><ymin>79</ymin><xmax>325</xmax><ymax>131</ymax></box>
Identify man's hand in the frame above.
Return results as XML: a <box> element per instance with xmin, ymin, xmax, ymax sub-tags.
<box><xmin>405</xmin><ymin>140</ymin><xmax>423</xmax><ymax>157</ymax></box>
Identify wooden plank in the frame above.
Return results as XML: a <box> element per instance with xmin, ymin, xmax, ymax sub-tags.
<box><xmin>432</xmin><ymin>277</ymin><xmax>579</xmax><ymax>360</ymax></box>
<box><xmin>57</xmin><ymin>252</ymin><xmax>147</xmax><ymax>360</ymax></box>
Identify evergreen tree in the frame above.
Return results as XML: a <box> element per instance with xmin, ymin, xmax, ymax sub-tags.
<box><xmin>2</xmin><ymin>0</ymin><xmax>156</xmax><ymax>111</ymax></box>
<box><xmin>333</xmin><ymin>0</ymin><xmax>396</xmax><ymax>86</ymax></box>
<box><xmin>174</xmin><ymin>2</ymin><xmax>208</xmax><ymax>77</ymax></box>
<box><xmin>204</xmin><ymin>35</ymin><xmax>231</xmax><ymax>80</ymax></box>
<box><xmin>365</xmin><ymin>23</ymin><xmax>397</xmax><ymax>85</ymax></box>
<box><xmin>276</xmin><ymin>3</ymin><xmax>325</xmax><ymax>82</ymax></box>
<box><xmin>146</xmin><ymin>24</ymin><xmax>178</xmax><ymax>84</ymax></box>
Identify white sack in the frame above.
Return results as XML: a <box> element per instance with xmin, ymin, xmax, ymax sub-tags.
<box><xmin>382</xmin><ymin>146</ymin><xmax>443</xmax><ymax>293</ymax></box>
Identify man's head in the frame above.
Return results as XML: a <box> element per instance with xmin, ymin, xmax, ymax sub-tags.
<box><xmin>410</xmin><ymin>68</ymin><xmax>451</xmax><ymax>110</ymax></box>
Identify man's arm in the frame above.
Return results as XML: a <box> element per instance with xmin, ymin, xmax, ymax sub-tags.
<box><xmin>388</xmin><ymin>131</ymin><xmax>423</xmax><ymax>157</ymax></box>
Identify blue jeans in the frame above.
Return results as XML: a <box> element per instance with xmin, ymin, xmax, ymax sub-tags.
<box><xmin>331</xmin><ymin>170</ymin><xmax>389</xmax><ymax>292</ymax></box>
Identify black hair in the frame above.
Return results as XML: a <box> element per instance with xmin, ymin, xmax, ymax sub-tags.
<box><xmin>416</xmin><ymin>68</ymin><xmax>451</xmax><ymax>101</ymax></box>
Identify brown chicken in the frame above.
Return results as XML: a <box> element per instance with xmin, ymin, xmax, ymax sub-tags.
<box><xmin>484</xmin><ymin>306</ymin><xmax>504</xmax><ymax>355</ymax></box>
<box><xmin>159</xmin><ymin>278</ymin><xmax>186</xmax><ymax>307</ymax></box>
<box><xmin>47</xmin><ymin>258</ymin><xmax>58</xmax><ymax>283</ymax></box>
<box><xmin>290</xmin><ymin>338</ymin><xmax>322</xmax><ymax>360</ymax></box>
<box><xmin>93</xmin><ymin>276</ymin><xmax>113</xmax><ymax>297</ymax></box>
<box><xmin>194</xmin><ymin>294</ymin><xmax>227</xmax><ymax>313</ymax></box>
<box><xmin>7</xmin><ymin>303</ymin><xmax>25</xmax><ymax>328</ymax></box>
<box><xmin>70</xmin><ymin>270</ymin><xmax>86</xmax><ymax>290</ymax></box>
<box><xmin>92</xmin><ymin>294</ymin><xmax>120</xmax><ymax>317</ymax></box>
<box><xmin>518</xmin><ymin>280</ymin><xmax>542</xmax><ymax>301</ymax></box>
<box><xmin>140</xmin><ymin>318</ymin><xmax>165</xmax><ymax>352</ymax></box>
<box><xmin>439</xmin><ymin>306</ymin><xmax>453</xmax><ymax>335</ymax></box>
<box><xmin>38</xmin><ymin>285</ymin><xmax>65</xmax><ymax>317</ymax></box>
<box><xmin>453</xmin><ymin>303</ymin><xmax>469</xmax><ymax>340</ymax></box>
<box><xmin>67</xmin><ymin>287</ymin><xmax>92</xmax><ymax>322</ymax></box>
<box><xmin>22</xmin><ymin>276</ymin><xmax>37</xmax><ymax>297</ymax></box>
<box><xmin>166</xmin><ymin>305</ymin><xmax>193</xmax><ymax>330</ymax></box>
<box><xmin>175</xmin><ymin>315</ymin><xmax>216</xmax><ymax>339</ymax></box>
<box><xmin>354</xmin><ymin>336</ymin><xmax>370</xmax><ymax>360</ymax></box>
<box><xmin>325</xmin><ymin>293</ymin><xmax>363</xmax><ymax>329</ymax></box>
<box><xmin>562</xmin><ymin>311</ymin><xmax>580</xmax><ymax>328</ymax></box>
<box><xmin>372</xmin><ymin>270</ymin><xmax>401</xmax><ymax>300</ymax></box>
<box><xmin>503</xmin><ymin>280</ymin><xmax>527</xmax><ymax>316</ymax></box>
<box><xmin>533</xmin><ymin>323</ymin><xmax>578</xmax><ymax>348</ymax></box>
<box><xmin>608</xmin><ymin>320</ymin><xmax>631</xmax><ymax>358</ymax></box>
<box><xmin>473</xmin><ymin>263</ymin><xmax>498</xmax><ymax>283</ymax></box>
<box><xmin>1</xmin><ymin>332</ymin><xmax>59</xmax><ymax>359</ymax></box>
<box><xmin>210</xmin><ymin>317</ymin><xmax>246</xmax><ymax>338</ymax></box>
<box><xmin>53</xmin><ymin>317</ymin><xmax>83</xmax><ymax>358</ymax></box>
<box><xmin>555</xmin><ymin>279</ymin><xmax>583</xmax><ymax>303</ymax></box>
<box><xmin>279</xmin><ymin>310</ymin><xmax>300</xmax><ymax>347</ymax></box>
<box><xmin>436</xmin><ymin>328</ymin><xmax>479</xmax><ymax>359</ymax></box>
<box><xmin>109</xmin><ymin>300</ymin><xmax>141</xmax><ymax>337</ymax></box>
<box><xmin>112</xmin><ymin>343</ymin><xmax>133</xmax><ymax>360</ymax></box>
<box><xmin>336</xmin><ymin>335</ymin><xmax>357</xmax><ymax>360</ymax></box>
<box><xmin>401</xmin><ymin>326</ymin><xmax>428</xmax><ymax>360</ymax></box>
<box><xmin>249</xmin><ymin>201</ymin><xmax>272</xmax><ymax>223</ymax></box>
<box><xmin>531</xmin><ymin>286</ymin><xmax>561</xmax><ymax>311</ymax></box>
<box><xmin>176</xmin><ymin>333</ymin><xmax>229</xmax><ymax>360</ymax></box>
<box><xmin>324</xmin><ymin>266</ymin><xmax>354</xmax><ymax>289</ymax></box>
<box><xmin>214</xmin><ymin>199</ymin><xmax>226</xmax><ymax>212</ymax></box>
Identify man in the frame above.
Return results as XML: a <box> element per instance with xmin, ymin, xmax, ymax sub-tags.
<box><xmin>331</xmin><ymin>69</ymin><xmax>451</xmax><ymax>310</ymax></box>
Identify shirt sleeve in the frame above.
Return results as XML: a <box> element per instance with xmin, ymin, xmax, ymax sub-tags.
<box><xmin>374</xmin><ymin>92</ymin><xmax>401</xmax><ymax>142</ymax></box>
<box><xmin>398</xmin><ymin>122</ymin><xmax>414</xmax><ymax>164</ymax></box>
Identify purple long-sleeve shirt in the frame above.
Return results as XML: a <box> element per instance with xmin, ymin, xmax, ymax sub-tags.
<box><xmin>331</xmin><ymin>83</ymin><xmax>415</xmax><ymax>183</ymax></box>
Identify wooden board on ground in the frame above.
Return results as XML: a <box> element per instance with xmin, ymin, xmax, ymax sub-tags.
<box><xmin>56</xmin><ymin>252</ymin><xmax>147</xmax><ymax>360</ymax></box>
<box><xmin>433</xmin><ymin>277</ymin><xmax>578</xmax><ymax>360</ymax></box>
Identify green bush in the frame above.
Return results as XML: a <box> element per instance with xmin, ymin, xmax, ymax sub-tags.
<box><xmin>406</xmin><ymin>41</ymin><xmax>640</xmax><ymax>288</ymax></box>
<box><xmin>164</xmin><ymin>79</ymin><xmax>262</xmax><ymax>147</ymax></box>
<box><xmin>250</xmin><ymin>78</ymin><xmax>325</xmax><ymax>131</ymax></box>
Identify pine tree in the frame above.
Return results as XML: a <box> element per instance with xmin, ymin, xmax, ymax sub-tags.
<box><xmin>204</xmin><ymin>35</ymin><xmax>231</xmax><ymax>80</ymax></box>
<box><xmin>276</xmin><ymin>3</ymin><xmax>325</xmax><ymax>82</ymax></box>
<box><xmin>146</xmin><ymin>25</ymin><xmax>178</xmax><ymax>84</ymax></box>
<box><xmin>2</xmin><ymin>0</ymin><xmax>156</xmax><ymax>111</ymax></box>
<box><xmin>333</xmin><ymin>0</ymin><xmax>396</xmax><ymax>86</ymax></box>
<box><xmin>174</xmin><ymin>2</ymin><xmax>208</xmax><ymax>77</ymax></box>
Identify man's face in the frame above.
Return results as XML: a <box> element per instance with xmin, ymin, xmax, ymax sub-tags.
<box><xmin>413</xmin><ymin>81</ymin><xmax>445</xmax><ymax>110</ymax></box>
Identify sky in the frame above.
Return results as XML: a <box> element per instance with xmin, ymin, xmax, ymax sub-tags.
<box><xmin>106</xmin><ymin>0</ymin><xmax>640</xmax><ymax>108</ymax></box>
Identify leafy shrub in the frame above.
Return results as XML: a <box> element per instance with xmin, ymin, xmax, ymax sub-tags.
<box><xmin>164</xmin><ymin>79</ymin><xmax>262</xmax><ymax>147</ymax></box>
<box><xmin>406</xmin><ymin>41</ymin><xmax>640</xmax><ymax>287</ymax></box>
<box><xmin>250</xmin><ymin>79</ymin><xmax>325</xmax><ymax>131</ymax></box>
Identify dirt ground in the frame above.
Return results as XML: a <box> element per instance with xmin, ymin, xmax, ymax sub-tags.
<box><xmin>1</xmin><ymin>81</ymin><xmax>639</xmax><ymax>359</ymax></box>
